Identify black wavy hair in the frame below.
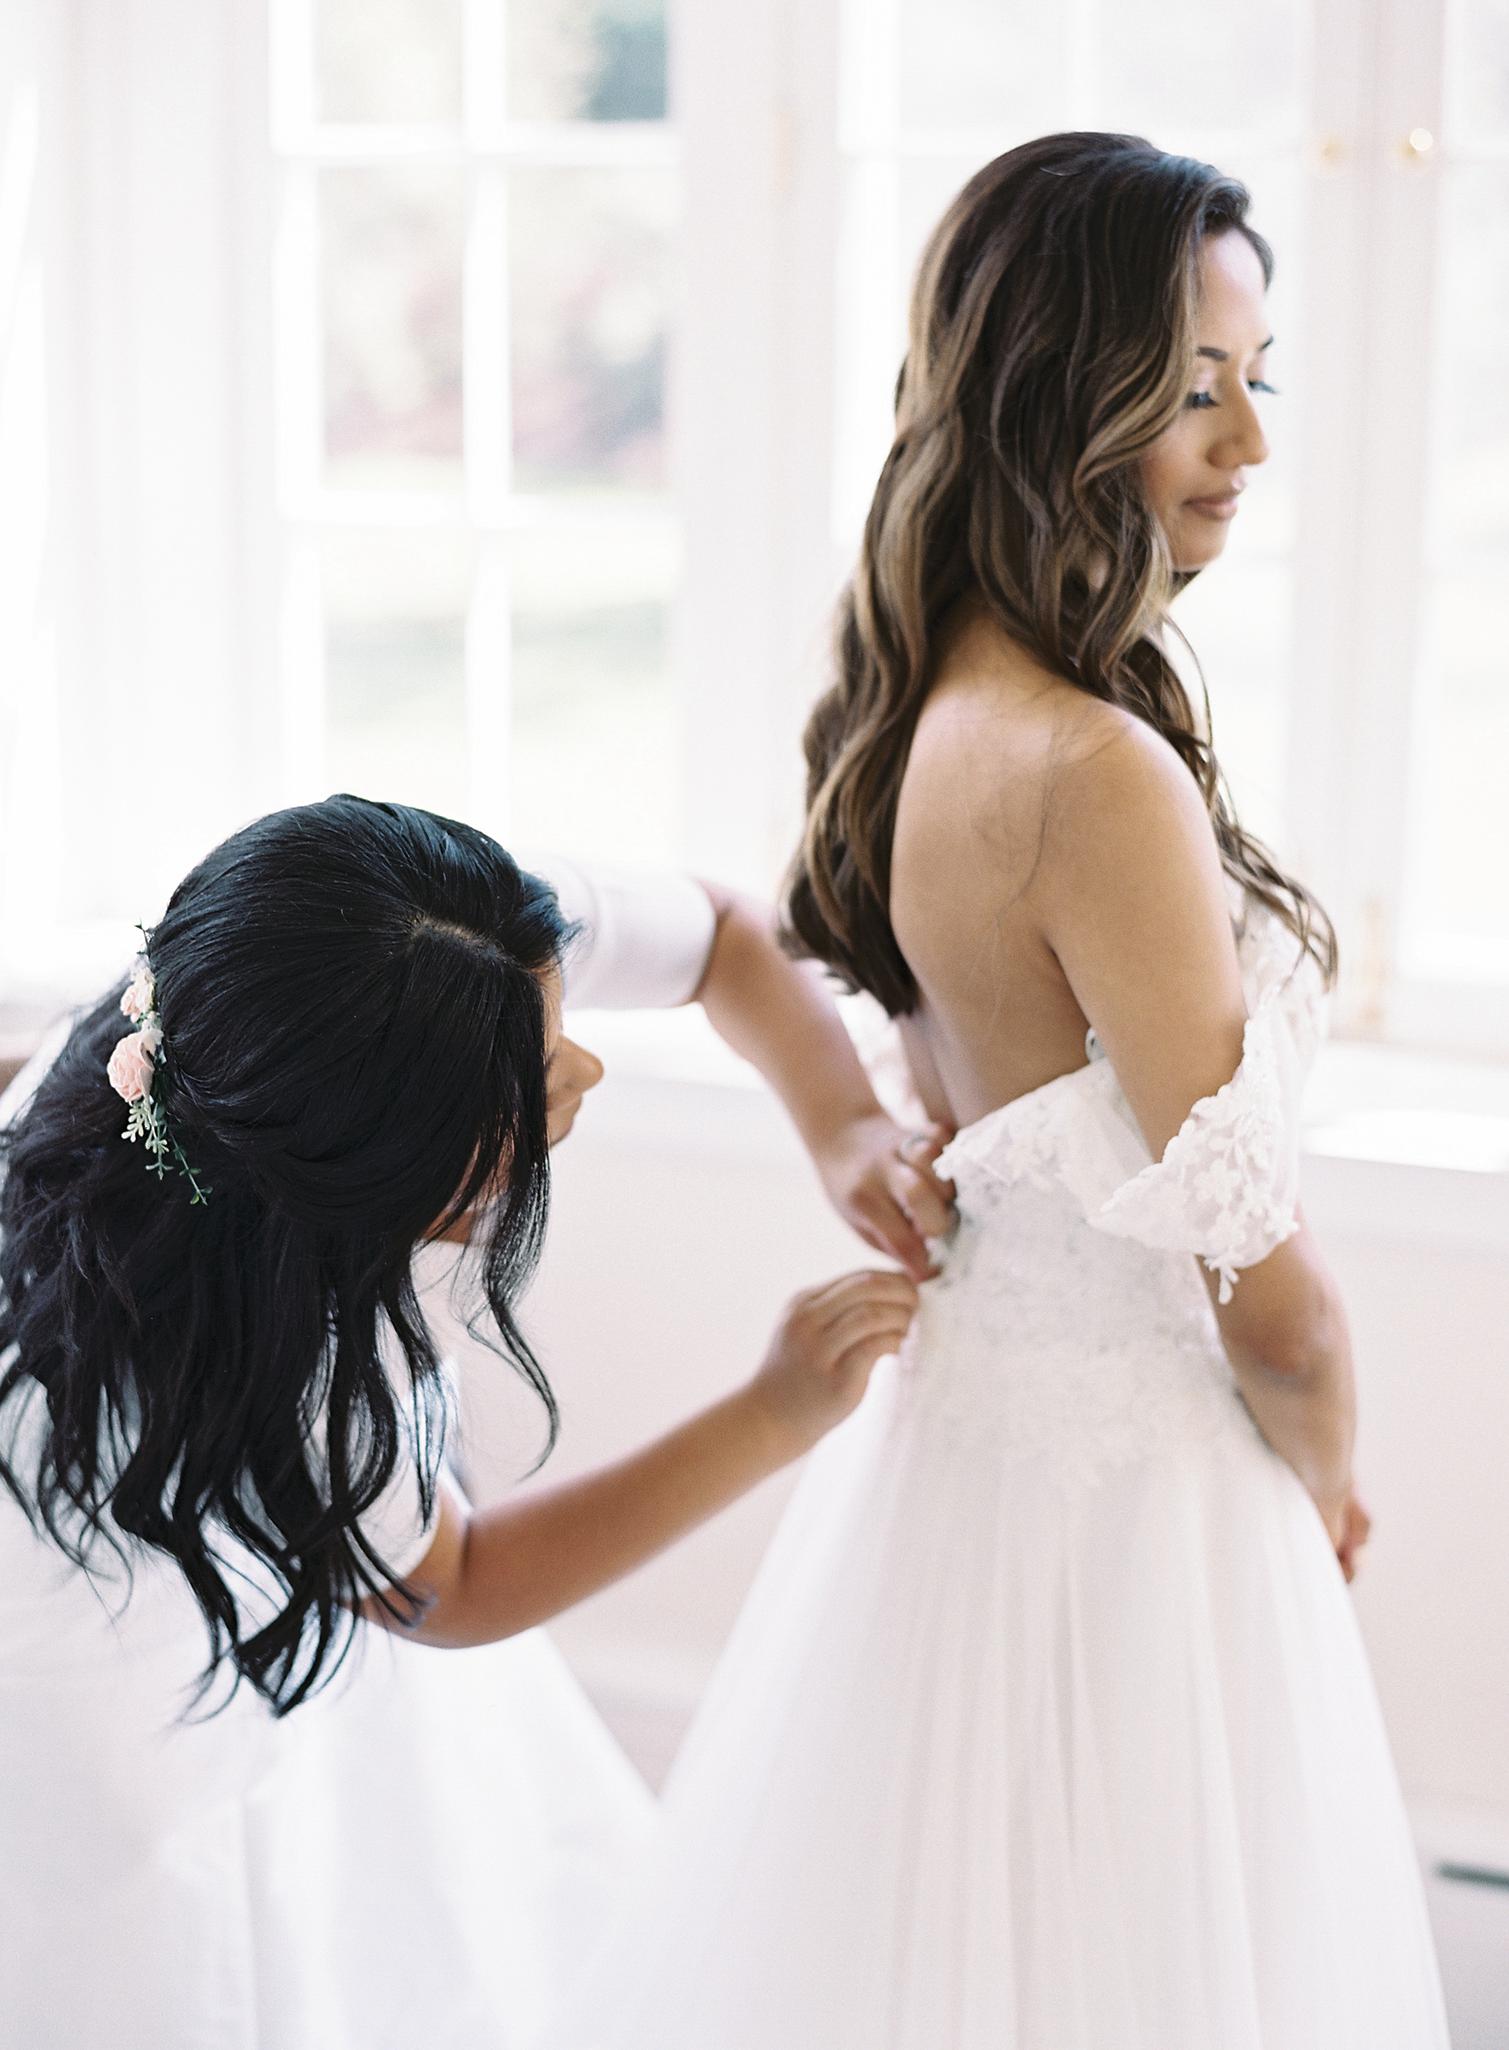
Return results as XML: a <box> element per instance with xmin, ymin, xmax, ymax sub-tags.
<box><xmin>0</xmin><ymin>795</ymin><xmax>572</xmax><ymax>1715</ymax></box>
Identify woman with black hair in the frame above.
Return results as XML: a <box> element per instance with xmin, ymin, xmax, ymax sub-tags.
<box><xmin>0</xmin><ymin>794</ymin><xmax>945</xmax><ymax>2049</ymax></box>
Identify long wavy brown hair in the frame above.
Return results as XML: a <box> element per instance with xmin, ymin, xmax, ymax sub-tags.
<box><xmin>784</xmin><ymin>131</ymin><xmax>1336</xmax><ymax>1017</ymax></box>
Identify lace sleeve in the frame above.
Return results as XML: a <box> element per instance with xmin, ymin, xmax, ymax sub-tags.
<box><xmin>1059</xmin><ymin>975</ymin><xmax>1320</xmax><ymax>1304</ymax></box>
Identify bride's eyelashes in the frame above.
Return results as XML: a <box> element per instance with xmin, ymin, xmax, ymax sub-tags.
<box><xmin>1186</xmin><ymin>381</ymin><xmax>1281</xmax><ymax>410</ymax></box>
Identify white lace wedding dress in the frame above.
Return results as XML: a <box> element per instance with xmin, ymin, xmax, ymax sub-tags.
<box><xmin>557</xmin><ymin>886</ymin><xmax>1451</xmax><ymax>2050</ymax></box>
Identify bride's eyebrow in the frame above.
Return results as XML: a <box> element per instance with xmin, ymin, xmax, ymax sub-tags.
<box><xmin>1196</xmin><ymin>336</ymin><xmax>1275</xmax><ymax>362</ymax></box>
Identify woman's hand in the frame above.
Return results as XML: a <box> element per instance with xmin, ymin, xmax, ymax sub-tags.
<box><xmin>1313</xmin><ymin>1480</ymin><xmax>1372</xmax><ymax>1583</ymax></box>
<box><xmin>689</xmin><ymin>890</ymin><xmax>957</xmax><ymax>1281</ymax></box>
<box><xmin>811</xmin><ymin>1114</ymin><xmax>958</xmax><ymax>1283</ymax></box>
<box><xmin>392</xmin><ymin>1268</ymin><xmax>921</xmax><ymax>1648</ymax></box>
<box><xmin>747</xmin><ymin>1269</ymin><xmax>921</xmax><ymax>1458</ymax></box>
<box><xmin>1332</xmin><ymin>1487</ymin><xmax>1373</xmax><ymax>1583</ymax></box>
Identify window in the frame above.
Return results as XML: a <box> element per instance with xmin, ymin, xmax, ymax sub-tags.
<box><xmin>270</xmin><ymin>0</ymin><xmax>682</xmax><ymax>865</ymax></box>
<box><xmin>826</xmin><ymin>0</ymin><xmax>1506</xmax><ymax>1053</ymax></box>
<box><xmin>1</xmin><ymin>0</ymin><xmax>1503</xmax><ymax>1062</ymax></box>
<box><xmin>1398</xmin><ymin>0</ymin><xmax>1509</xmax><ymax>990</ymax></box>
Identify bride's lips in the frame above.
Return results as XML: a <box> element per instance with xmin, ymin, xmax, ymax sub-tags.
<box><xmin>1185</xmin><ymin>490</ymin><xmax>1243</xmax><ymax>521</ymax></box>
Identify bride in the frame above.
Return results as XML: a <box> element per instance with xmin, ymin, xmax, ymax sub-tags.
<box><xmin>558</xmin><ymin>132</ymin><xmax>1451</xmax><ymax>2047</ymax></box>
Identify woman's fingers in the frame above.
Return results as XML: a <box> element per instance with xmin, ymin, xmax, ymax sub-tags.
<box><xmin>897</xmin><ymin>1122</ymin><xmax>957</xmax><ymax>1187</ymax></box>
<box><xmin>888</xmin><ymin>1161</ymin><xmax>957</xmax><ymax>1243</ymax></box>
<box><xmin>820</xmin><ymin>1115</ymin><xmax>958</xmax><ymax>1281</ymax></box>
<box><xmin>892</xmin><ymin>1124</ymin><xmax>958</xmax><ymax>1240</ymax></box>
<box><xmin>832</xmin><ymin>1334</ymin><xmax>909</xmax><ymax>1387</ymax></box>
<box><xmin>820</xmin><ymin>1298</ymin><xmax>918</xmax><ymax>1353</ymax></box>
<box><xmin>801</xmin><ymin>1269</ymin><xmax>920</xmax><ymax>1323</ymax></box>
<box><xmin>855</xmin><ymin>1195</ymin><xmax>936</xmax><ymax>1283</ymax></box>
<box><xmin>853</xmin><ymin>1137</ymin><xmax>959</xmax><ymax>1276</ymax></box>
<box><xmin>830</xmin><ymin>1317</ymin><xmax>918</xmax><ymax>1384</ymax></box>
<box><xmin>1331</xmin><ymin>1492</ymin><xmax>1373</xmax><ymax>1582</ymax></box>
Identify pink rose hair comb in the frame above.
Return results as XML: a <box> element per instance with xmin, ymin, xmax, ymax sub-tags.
<box><xmin>107</xmin><ymin>941</ymin><xmax>211</xmax><ymax>1204</ymax></box>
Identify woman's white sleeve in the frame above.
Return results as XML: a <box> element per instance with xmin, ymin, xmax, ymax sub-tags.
<box><xmin>522</xmin><ymin>851</ymin><xmax>717</xmax><ymax>1011</ymax></box>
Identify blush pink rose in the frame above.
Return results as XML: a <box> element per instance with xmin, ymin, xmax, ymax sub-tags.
<box><xmin>107</xmin><ymin>1028</ymin><xmax>157</xmax><ymax>1104</ymax></box>
<box><xmin>120</xmin><ymin>960</ymin><xmax>155</xmax><ymax>1022</ymax></box>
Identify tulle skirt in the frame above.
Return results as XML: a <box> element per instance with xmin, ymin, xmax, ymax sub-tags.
<box><xmin>554</xmin><ymin>1356</ymin><xmax>1450</xmax><ymax>2049</ymax></box>
<box><xmin>250</xmin><ymin>1625</ymin><xmax>655</xmax><ymax>2050</ymax></box>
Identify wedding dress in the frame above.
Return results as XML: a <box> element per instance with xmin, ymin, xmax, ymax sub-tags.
<box><xmin>557</xmin><ymin>883</ymin><xmax>1451</xmax><ymax>2050</ymax></box>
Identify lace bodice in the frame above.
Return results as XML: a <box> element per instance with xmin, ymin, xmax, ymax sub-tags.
<box><xmin>892</xmin><ymin>887</ymin><xmax>1328</xmax><ymax>1486</ymax></box>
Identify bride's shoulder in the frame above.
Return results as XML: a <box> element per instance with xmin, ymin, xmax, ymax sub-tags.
<box><xmin>916</xmin><ymin>613</ymin><xmax>1173</xmax><ymax>781</ymax></box>
<box><xmin>911</xmin><ymin>615</ymin><xmax>1085</xmax><ymax>789</ymax></box>
<box><xmin>1042</xmin><ymin>700</ymin><xmax>1213</xmax><ymax>851</ymax></box>
<box><xmin>1023</xmin><ymin>703</ymin><xmax>1230</xmax><ymax>957</ymax></box>
<box><xmin>1045</xmin><ymin>690</ymin><xmax>1187</xmax><ymax>777</ymax></box>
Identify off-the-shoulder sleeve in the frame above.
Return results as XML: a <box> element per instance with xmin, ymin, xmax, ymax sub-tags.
<box><xmin>523</xmin><ymin>851</ymin><xmax>717</xmax><ymax>1012</ymax></box>
<box><xmin>1057</xmin><ymin>974</ymin><xmax>1319</xmax><ymax>1303</ymax></box>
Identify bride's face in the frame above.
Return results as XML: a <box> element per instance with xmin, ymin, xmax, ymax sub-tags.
<box><xmin>1140</xmin><ymin>228</ymin><xmax>1275</xmax><ymax>574</ymax></box>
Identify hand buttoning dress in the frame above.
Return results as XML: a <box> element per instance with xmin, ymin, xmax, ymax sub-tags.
<box><xmin>557</xmin><ymin>883</ymin><xmax>1451</xmax><ymax>2050</ymax></box>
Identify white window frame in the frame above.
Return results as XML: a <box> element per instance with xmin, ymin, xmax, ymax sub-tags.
<box><xmin>251</xmin><ymin>0</ymin><xmax>844</xmax><ymax>887</ymax></box>
<box><xmin>1354</xmin><ymin>0</ymin><xmax>1509</xmax><ymax>1057</ymax></box>
<box><xmin>264</xmin><ymin>0</ymin><xmax>686</xmax><ymax>843</ymax></box>
<box><xmin>2</xmin><ymin>0</ymin><xmax>1504</xmax><ymax>1068</ymax></box>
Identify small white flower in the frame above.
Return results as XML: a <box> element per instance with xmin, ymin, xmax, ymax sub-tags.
<box><xmin>121</xmin><ymin>958</ymin><xmax>156</xmax><ymax>1022</ymax></box>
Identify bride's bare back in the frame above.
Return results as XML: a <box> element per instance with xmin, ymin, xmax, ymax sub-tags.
<box><xmin>891</xmin><ymin>605</ymin><xmax>1111</xmax><ymax>1130</ymax></box>
<box><xmin>891</xmin><ymin>596</ymin><xmax>1356</xmax><ymax>1512</ymax></box>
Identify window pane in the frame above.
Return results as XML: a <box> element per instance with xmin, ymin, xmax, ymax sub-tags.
<box><xmin>1404</xmin><ymin>163</ymin><xmax>1509</xmax><ymax>975</ymax></box>
<box><xmin>1445</xmin><ymin>0</ymin><xmax>1509</xmax><ymax>141</ymax></box>
<box><xmin>322</xmin><ymin>530</ymin><xmax>472</xmax><ymax>818</ymax></box>
<box><xmin>898</xmin><ymin>5</ymin><xmax>1070</xmax><ymax>134</ymax></box>
<box><xmin>1170</xmin><ymin>561</ymin><xmax>1292</xmax><ymax>851</ymax></box>
<box><xmin>509</xmin><ymin>167</ymin><xmax>675</xmax><ymax>496</ymax></box>
<box><xmin>899</xmin><ymin>153</ymin><xmax>986</xmax><ymax>284</ymax></box>
<box><xmin>506</xmin><ymin>0</ymin><xmax>669</xmax><ymax>123</ymax></box>
<box><xmin>321</xmin><ymin>165</ymin><xmax>465</xmax><ymax>495</ymax></box>
<box><xmin>316</xmin><ymin>0</ymin><xmax>463</xmax><ymax>126</ymax></box>
<box><xmin>1093</xmin><ymin>0</ymin><xmax>1306</xmax><ymax>138</ymax></box>
<box><xmin>507</xmin><ymin>520</ymin><xmax>679</xmax><ymax>864</ymax></box>
<box><xmin>1401</xmin><ymin>572</ymin><xmax>1509</xmax><ymax>978</ymax></box>
<box><xmin>1424</xmin><ymin>166</ymin><xmax>1509</xmax><ymax>560</ymax></box>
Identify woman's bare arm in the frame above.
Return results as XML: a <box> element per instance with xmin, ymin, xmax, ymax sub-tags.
<box><xmin>692</xmin><ymin>884</ymin><xmax>955</xmax><ymax>1279</ymax></box>
<box><xmin>1032</xmin><ymin>707</ymin><xmax>1358</xmax><ymax>1547</ymax></box>
<box><xmin>363</xmin><ymin>1269</ymin><xmax>918</xmax><ymax>1648</ymax></box>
